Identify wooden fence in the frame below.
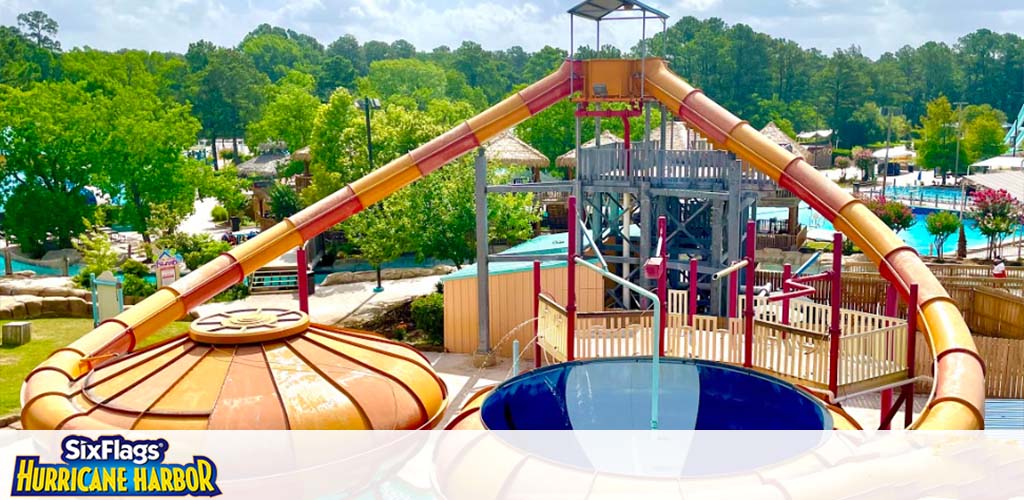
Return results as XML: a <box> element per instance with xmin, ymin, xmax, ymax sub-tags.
<box><xmin>756</xmin><ymin>269</ymin><xmax>1024</xmax><ymax>338</ymax></box>
<box><xmin>843</xmin><ymin>261</ymin><xmax>1024</xmax><ymax>279</ymax></box>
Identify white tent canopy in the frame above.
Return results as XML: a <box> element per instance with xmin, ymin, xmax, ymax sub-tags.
<box><xmin>796</xmin><ymin>129</ymin><xmax>832</xmax><ymax>140</ymax></box>
<box><xmin>872</xmin><ymin>145</ymin><xmax>916</xmax><ymax>161</ymax></box>
<box><xmin>971</xmin><ymin>155</ymin><xmax>1024</xmax><ymax>170</ymax></box>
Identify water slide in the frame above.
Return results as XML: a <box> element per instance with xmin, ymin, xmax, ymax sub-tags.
<box><xmin>21</xmin><ymin>59</ymin><xmax>984</xmax><ymax>430</ymax></box>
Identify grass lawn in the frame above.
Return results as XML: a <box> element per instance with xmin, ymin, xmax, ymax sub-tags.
<box><xmin>0</xmin><ymin>318</ymin><xmax>191</xmax><ymax>417</ymax></box>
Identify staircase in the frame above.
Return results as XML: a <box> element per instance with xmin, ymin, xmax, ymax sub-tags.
<box><xmin>249</xmin><ymin>266</ymin><xmax>309</xmax><ymax>294</ymax></box>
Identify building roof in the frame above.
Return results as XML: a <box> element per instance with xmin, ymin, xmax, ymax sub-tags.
<box><xmin>646</xmin><ymin>120</ymin><xmax>707</xmax><ymax>150</ymax></box>
<box><xmin>963</xmin><ymin>170</ymin><xmax>1024</xmax><ymax>201</ymax></box>
<box><xmin>483</xmin><ymin>131</ymin><xmax>550</xmax><ymax>168</ymax></box>
<box><xmin>236</xmin><ymin>153</ymin><xmax>288</xmax><ymax>178</ymax></box>
<box><xmin>872</xmin><ymin>145</ymin><xmax>916</xmax><ymax>162</ymax></box>
<box><xmin>290</xmin><ymin>146</ymin><xmax>311</xmax><ymax>162</ymax></box>
<box><xmin>796</xmin><ymin>129</ymin><xmax>833</xmax><ymax>141</ymax></box>
<box><xmin>568</xmin><ymin>0</ymin><xmax>669</xmax><ymax>21</ymax></box>
<box><xmin>760</xmin><ymin>122</ymin><xmax>811</xmax><ymax>161</ymax></box>
<box><xmin>556</xmin><ymin>131</ymin><xmax>624</xmax><ymax>167</ymax></box>
<box><xmin>971</xmin><ymin>154</ymin><xmax>1024</xmax><ymax>170</ymax></box>
<box><xmin>443</xmin><ymin>232</ymin><xmax>574</xmax><ymax>282</ymax></box>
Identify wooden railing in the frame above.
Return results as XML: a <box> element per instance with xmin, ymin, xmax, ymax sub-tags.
<box><xmin>838</xmin><ymin>324</ymin><xmax>908</xmax><ymax>385</ymax></box>
<box><xmin>537</xmin><ymin>293</ymin><xmax>569</xmax><ymax>362</ymax></box>
<box><xmin>751</xmin><ymin>320</ymin><xmax>831</xmax><ymax>387</ymax></box>
<box><xmin>575</xmin><ymin>310</ymin><xmax>653</xmax><ymax>358</ymax></box>
<box><xmin>843</xmin><ymin>261</ymin><xmax>1024</xmax><ymax>279</ymax></box>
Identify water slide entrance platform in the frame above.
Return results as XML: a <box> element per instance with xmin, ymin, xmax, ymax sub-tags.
<box><xmin>21</xmin><ymin>58</ymin><xmax>984</xmax><ymax>431</ymax></box>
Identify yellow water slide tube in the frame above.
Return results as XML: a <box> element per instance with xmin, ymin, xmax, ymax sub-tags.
<box><xmin>22</xmin><ymin>58</ymin><xmax>983</xmax><ymax>430</ymax></box>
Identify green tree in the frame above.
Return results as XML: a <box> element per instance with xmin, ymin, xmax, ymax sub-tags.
<box><xmin>0</xmin><ymin>25</ymin><xmax>57</xmax><ymax>86</ymax></box>
<box><xmin>188</xmin><ymin>48</ymin><xmax>270</xmax><ymax>169</ymax></box>
<box><xmin>246</xmin><ymin>70</ymin><xmax>321</xmax><ymax>152</ymax></box>
<box><xmin>925</xmin><ymin>211</ymin><xmax>960</xmax><ymax>261</ymax></box>
<box><xmin>16</xmin><ymin>11</ymin><xmax>60</xmax><ymax>51</ymax></box>
<box><xmin>97</xmin><ymin>87</ymin><xmax>203</xmax><ymax>243</ymax></box>
<box><xmin>970</xmin><ymin>189</ymin><xmax>1024</xmax><ymax>259</ymax></box>
<box><xmin>268</xmin><ymin>183</ymin><xmax>302</xmax><ymax>221</ymax></box>
<box><xmin>316</xmin><ymin>55</ymin><xmax>355</xmax><ymax>97</ymax></box>
<box><xmin>359</xmin><ymin>59</ymin><xmax>447</xmax><ymax>108</ymax></box>
<box><xmin>0</xmin><ymin>82</ymin><xmax>102</xmax><ymax>255</ymax></box>
<box><xmin>864</xmin><ymin>197</ymin><xmax>915</xmax><ymax>233</ymax></box>
<box><xmin>963</xmin><ymin>113</ymin><xmax>1008</xmax><ymax>163</ymax></box>
<box><xmin>917</xmin><ymin>96</ymin><xmax>968</xmax><ymax>184</ymax></box>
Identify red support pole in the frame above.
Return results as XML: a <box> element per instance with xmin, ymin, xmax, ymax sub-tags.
<box><xmin>623</xmin><ymin>116</ymin><xmax>632</xmax><ymax>177</ymax></box>
<box><xmin>728</xmin><ymin>270</ymin><xmax>738</xmax><ymax>319</ymax></box>
<box><xmin>657</xmin><ymin>216</ymin><xmax>667</xmax><ymax>357</ymax></box>
<box><xmin>567</xmin><ymin>196</ymin><xmax>577</xmax><ymax>361</ymax></box>
<box><xmin>688</xmin><ymin>258</ymin><xmax>698</xmax><ymax>327</ymax></box>
<box><xmin>781</xmin><ymin>263</ymin><xmax>791</xmax><ymax>330</ymax></box>
<box><xmin>296</xmin><ymin>246</ymin><xmax>309</xmax><ymax>314</ymax></box>
<box><xmin>533</xmin><ymin>260</ymin><xmax>542</xmax><ymax>369</ymax></box>
<box><xmin>880</xmin><ymin>284</ymin><xmax>897</xmax><ymax>429</ymax></box>
<box><xmin>904</xmin><ymin>284</ymin><xmax>919</xmax><ymax>428</ymax></box>
<box><xmin>743</xmin><ymin>220</ymin><xmax>756</xmax><ymax>368</ymax></box>
<box><xmin>828</xmin><ymin>232</ymin><xmax>843</xmax><ymax>399</ymax></box>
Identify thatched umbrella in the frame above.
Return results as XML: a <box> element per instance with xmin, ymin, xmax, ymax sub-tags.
<box><xmin>483</xmin><ymin>131</ymin><xmax>550</xmax><ymax>182</ymax></box>
<box><xmin>556</xmin><ymin>131</ymin><xmax>624</xmax><ymax>168</ymax></box>
<box><xmin>760</xmin><ymin>122</ymin><xmax>811</xmax><ymax>161</ymax></box>
<box><xmin>290</xmin><ymin>146</ymin><xmax>311</xmax><ymax>163</ymax></box>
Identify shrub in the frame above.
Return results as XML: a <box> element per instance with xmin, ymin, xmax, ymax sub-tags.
<box><xmin>268</xmin><ymin>183</ymin><xmax>302</xmax><ymax>221</ymax></box>
<box><xmin>925</xmin><ymin>211</ymin><xmax>960</xmax><ymax>261</ymax></box>
<box><xmin>155</xmin><ymin>232</ymin><xmax>231</xmax><ymax>271</ymax></box>
<box><xmin>72</xmin><ymin>222</ymin><xmax>119</xmax><ymax>288</ymax></box>
<box><xmin>411</xmin><ymin>293</ymin><xmax>444</xmax><ymax>345</ymax></box>
<box><xmin>119</xmin><ymin>259</ymin><xmax>150</xmax><ymax>277</ymax></box>
<box><xmin>212</xmin><ymin>283</ymin><xmax>251</xmax><ymax>302</ymax></box>
<box><xmin>122</xmin><ymin>273</ymin><xmax>156</xmax><ymax>299</ymax></box>
<box><xmin>211</xmin><ymin>205</ymin><xmax>229</xmax><ymax>222</ymax></box>
<box><xmin>864</xmin><ymin>196</ymin><xmax>915</xmax><ymax>233</ymax></box>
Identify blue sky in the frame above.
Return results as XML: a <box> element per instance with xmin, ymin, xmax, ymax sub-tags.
<box><xmin>0</xmin><ymin>0</ymin><xmax>1022</xmax><ymax>58</ymax></box>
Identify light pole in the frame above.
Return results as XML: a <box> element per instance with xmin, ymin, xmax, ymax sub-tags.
<box><xmin>953</xmin><ymin>101</ymin><xmax>968</xmax><ymax>221</ymax></box>
<box><xmin>356</xmin><ymin>97</ymin><xmax>383</xmax><ymax>293</ymax></box>
<box><xmin>880</xmin><ymin>106</ymin><xmax>901</xmax><ymax>198</ymax></box>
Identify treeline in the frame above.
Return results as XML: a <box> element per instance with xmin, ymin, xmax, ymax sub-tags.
<box><xmin>1</xmin><ymin>11</ymin><xmax>1022</xmax><ymax>261</ymax></box>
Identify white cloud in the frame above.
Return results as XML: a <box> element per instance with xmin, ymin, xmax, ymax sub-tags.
<box><xmin>0</xmin><ymin>0</ymin><xmax>1020</xmax><ymax>57</ymax></box>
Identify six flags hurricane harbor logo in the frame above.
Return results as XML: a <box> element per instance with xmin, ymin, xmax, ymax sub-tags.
<box><xmin>11</xmin><ymin>436</ymin><xmax>220</xmax><ymax>497</ymax></box>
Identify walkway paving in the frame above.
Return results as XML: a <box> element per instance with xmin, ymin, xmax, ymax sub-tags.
<box><xmin>192</xmin><ymin>275</ymin><xmax>443</xmax><ymax>326</ymax></box>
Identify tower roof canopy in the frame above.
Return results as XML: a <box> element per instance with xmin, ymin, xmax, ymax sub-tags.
<box><xmin>568</xmin><ymin>0</ymin><xmax>669</xmax><ymax>21</ymax></box>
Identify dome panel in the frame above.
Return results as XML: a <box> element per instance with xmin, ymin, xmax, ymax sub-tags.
<box><xmin>54</xmin><ymin>308</ymin><xmax>447</xmax><ymax>430</ymax></box>
<box><xmin>207</xmin><ymin>345</ymin><xmax>290</xmax><ymax>429</ymax></box>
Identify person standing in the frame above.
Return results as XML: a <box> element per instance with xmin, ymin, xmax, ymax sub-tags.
<box><xmin>993</xmin><ymin>257</ymin><xmax>1007</xmax><ymax>279</ymax></box>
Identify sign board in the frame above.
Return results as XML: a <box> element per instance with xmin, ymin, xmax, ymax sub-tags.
<box><xmin>91</xmin><ymin>270</ymin><xmax>124</xmax><ymax>327</ymax></box>
<box><xmin>156</xmin><ymin>250</ymin><xmax>180</xmax><ymax>287</ymax></box>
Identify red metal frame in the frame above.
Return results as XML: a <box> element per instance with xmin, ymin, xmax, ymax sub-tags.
<box><xmin>781</xmin><ymin>263</ymin><xmax>791</xmax><ymax>326</ymax></box>
<box><xmin>657</xmin><ymin>217</ymin><xmax>667</xmax><ymax>357</ymax></box>
<box><xmin>688</xmin><ymin>258</ymin><xmax>698</xmax><ymax>327</ymax></box>
<box><xmin>728</xmin><ymin>270</ymin><xmax>738</xmax><ymax>319</ymax></box>
<box><xmin>743</xmin><ymin>221</ymin><xmax>756</xmax><ymax>368</ymax></box>
<box><xmin>880</xmin><ymin>285</ymin><xmax>898</xmax><ymax>429</ymax></box>
<box><xmin>296</xmin><ymin>246</ymin><xmax>309</xmax><ymax>314</ymax></box>
<box><xmin>533</xmin><ymin>260</ymin><xmax>542</xmax><ymax>369</ymax></box>
<box><xmin>575</xmin><ymin>102</ymin><xmax>642</xmax><ymax>176</ymax></box>
<box><xmin>904</xmin><ymin>284</ymin><xmax>918</xmax><ymax>428</ymax></box>
<box><xmin>567</xmin><ymin>196</ymin><xmax>577</xmax><ymax>361</ymax></box>
<box><xmin>828</xmin><ymin>232</ymin><xmax>843</xmax><ymax>397</ymax></box>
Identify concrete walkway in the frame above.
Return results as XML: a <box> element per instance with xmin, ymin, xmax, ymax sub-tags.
<box><xmin>192</xmin><ymin>275</ymin><xmax>443</xmax><ymax>326</ymax></box>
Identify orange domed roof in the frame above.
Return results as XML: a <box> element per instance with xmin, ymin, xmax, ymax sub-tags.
<box><xmin>61</xmin><ymin>308</ymin><xmax>447</xmax><ymax>430</ymax></box>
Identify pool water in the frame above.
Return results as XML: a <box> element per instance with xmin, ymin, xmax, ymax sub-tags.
<box><xmin>885</xmin><ymin>185</ymin><xmax>966</xmax><ymax>206</ymax></box>
<box><xmin>758</xmin><ymin>203</ymin><xmax>989</xmax><ymax>255</ymax></box>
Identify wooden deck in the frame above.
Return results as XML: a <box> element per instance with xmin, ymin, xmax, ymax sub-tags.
<box><xmin>537</xmin><ymin>290</ymin><xmax>912</xmax><ymax>398</ymax></box>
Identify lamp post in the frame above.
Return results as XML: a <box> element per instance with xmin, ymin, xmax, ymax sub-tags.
<box><xmin>880</xmin><ymin>106</ymin><xmax>901</xmax><ymax>198</ymax></box>
<box><xmin>952</xmin><ymin>101</ymin><xmax>968</xmax><ymax>221</ymax></box>
<box><xmin>356</xmin><ymin>97</ymin><xmax>383</xmax><ymax>292</ymax></box>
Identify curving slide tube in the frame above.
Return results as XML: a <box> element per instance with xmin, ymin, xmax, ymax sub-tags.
<box><xmin>21</xmin><ymin>58</ymin><xmax>983</xmax><ymax>430</ymax></box>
